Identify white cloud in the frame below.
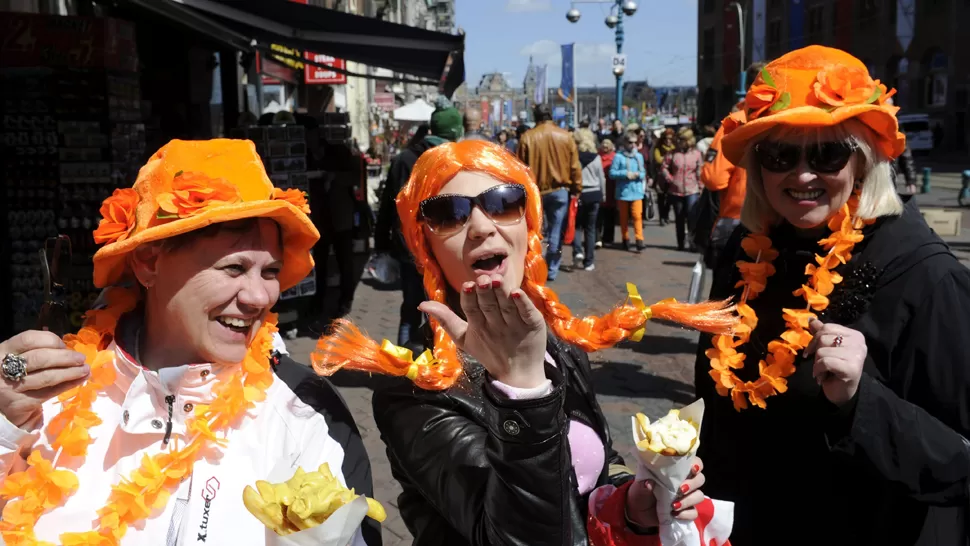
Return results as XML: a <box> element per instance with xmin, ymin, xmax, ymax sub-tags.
<box><xmin>519</xmin><ymin>41</ymin><xmax>618</xmax><ymax>86</ymax></box>
<box><xmin>505</xmin><ymin>0</ymin><xmax>552</xmax><ymax>12</ymax></box>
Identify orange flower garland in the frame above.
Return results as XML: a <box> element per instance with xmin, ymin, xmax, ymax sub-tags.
<box><xmin>0</xmin><ymin>286</ymin><xmax>278</xmax><ymax>546</ymax></box>
<box><xmin>707</xmin><ymin>194</ymin><xmax>869</xmax><ymax>411</ymax></box>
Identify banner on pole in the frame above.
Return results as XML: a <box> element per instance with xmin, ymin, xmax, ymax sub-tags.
<box><xmin>558</xmin><ymin>43</ymin><xmax>574</xmax><ymax>103</ymax></box>
<box><xmin>534</xmin><ymin>65</ymin><xmax>547</xmax><ymax>105</ymax></box>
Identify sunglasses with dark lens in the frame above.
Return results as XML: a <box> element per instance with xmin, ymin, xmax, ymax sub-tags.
<box><xmin>419</xmin><ymin>183</ymin><xmax>528</xmax><ymax>235</ymax></box>
<box><xmin>754</xmin><ymin>140</ymin><xmax>857</xmax><ymax>174</ymax></box>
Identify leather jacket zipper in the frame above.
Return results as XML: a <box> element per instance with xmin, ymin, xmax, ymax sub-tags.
<box><xmin>163</xmin><ymin>394</ymin><xmax>175</xmax><ymax>445</ymax></box>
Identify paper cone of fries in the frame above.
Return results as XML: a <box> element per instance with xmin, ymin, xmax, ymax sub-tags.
<box><xmin>631</xmin><ymin>399</ymin><xmax>734</xmax><ymax>546</ymax></box>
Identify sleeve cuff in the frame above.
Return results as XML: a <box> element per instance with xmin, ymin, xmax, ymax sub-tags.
<box><xmin>482</xmin><ymin>364</ymin><xmax>566</xmax><ymax>445</ymax></box>
<box><xmin>823</xmin><ymin>370</ymin><xmax>868</xmax><ymax>451</ymax></box>
<box><xmin>0</xmin><ymin>411</ymin><xmax>32</xmax><ymax>451</ymax></box>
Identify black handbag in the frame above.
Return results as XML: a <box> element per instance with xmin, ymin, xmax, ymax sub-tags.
<box><xmin>644</xmin><ymin>189</ymin><xmax>656</xmax><ymax>220</ymax></box>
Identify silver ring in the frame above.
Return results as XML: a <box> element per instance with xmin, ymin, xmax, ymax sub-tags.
<box><xmin>1</xmin><ymin>353</ymin><xmax>27</xmax><ymax>382</ymax></box>
<box><xmin>833</xmin><ymin>335</ymin><xmax>844</xmax><ymax>348</ymax></box>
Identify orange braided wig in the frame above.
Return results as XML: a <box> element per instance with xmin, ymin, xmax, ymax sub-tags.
<box><xmin>311</xmin><ymin>140</ymin><xmax>736</xmax><ymax>390</ymax></box>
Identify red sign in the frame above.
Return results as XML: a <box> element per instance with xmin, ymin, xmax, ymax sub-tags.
<box><xmin>256</xmin><ymin>52</ymin><xmax>300</xmax><ymax>85</ymax></box>
<box><xmin>480</xmin><ymin>98</ymin><xmax>490</xmax><ymax>126</ymax></box>
<box><xmin>1</xmin><ymin>14</ymin><xmax>137</xmax><ymax>71</ymax></box>
<box><xmin>304</xmin><ymin>52</ymin><xmax>347</xmax><ymax>85</ymax></box>
<box><xmin>374</xmin><ymin>92</ymin><xmax>396</xmax><ymax>111</ymax></box>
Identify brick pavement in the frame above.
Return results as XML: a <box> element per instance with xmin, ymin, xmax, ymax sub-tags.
<box><xmin>285</xmin><ymin>219</ymin><xmax>709</xmax><ymax>545</ymax></box>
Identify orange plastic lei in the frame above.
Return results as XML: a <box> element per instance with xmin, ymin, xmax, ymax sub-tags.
<box><xmin>707</xmin><ymin>194</ymin><xmax>870</xmax><ymax>411</ymax></box>
<box><xmin>0</xmin><ymin>286</ymin><xmax>278</xmax><ymax>546</ymax></box>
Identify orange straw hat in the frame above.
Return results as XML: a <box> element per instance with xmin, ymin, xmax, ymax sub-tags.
<box><xmin>720</xmin><ymin>45</ymin><xmax>906</xmax><ymax>164</ymax></box>
<box><xmin>92</xmin><ymin>139</ymin><xmax>320</xmax><ymax>290</ymax></box>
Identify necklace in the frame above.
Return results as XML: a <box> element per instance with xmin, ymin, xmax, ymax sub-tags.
<box><xmin>0</xmin><ymin>286</ymin><xmax>278</xmax><ymax>545</ymax></box>
<box><xmin>707</xmin><ymin>194</ymin><xmax>869</xmax><ymax>411</ymax></box>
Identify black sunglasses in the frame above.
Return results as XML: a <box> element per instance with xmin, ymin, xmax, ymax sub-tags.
<box><xmin>419</xmin><ymin>183</ymin><xmax>527</xmax><ymax>235</ymax></box>
<box><xmin>754</xmin><ymin>140</ymin><xmax>857</xmax><ymax>174</ymax></box>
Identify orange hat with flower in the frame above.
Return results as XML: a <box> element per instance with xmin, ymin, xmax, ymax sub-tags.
<box><xmin>92</xmin><ymin>139</ymin><xmax>319</xmax><ymax>290</ymax></box>
<box><xmin>720</xmin><ymin>45</ymin><xmax>906</xmax><ymax>164</ymax></box>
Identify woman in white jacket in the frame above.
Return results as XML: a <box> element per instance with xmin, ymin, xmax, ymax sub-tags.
<box><xmin>0</xmin><ymin>139</ymin><xmax>380</xmax><ymax>545</ymax></box>
<box><xmin>571</xmin><ymin>128</ymin><xmax>608</xmax><ymax>271</ymax></box>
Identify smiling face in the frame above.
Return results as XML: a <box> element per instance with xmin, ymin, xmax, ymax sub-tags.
<box><xmin>758</xmin><ymin>138</ymin><xmax>859</xmax><ymax>230</ymax></box>
<box><xmin>135</xmin><ymin>219</ymin><xmax>283</xmax><ymax>366</ymax></box>
<box><xmin>423</xmin><ymin>171</ymin><xmax>529</xmax><ymax>293</ymax></box>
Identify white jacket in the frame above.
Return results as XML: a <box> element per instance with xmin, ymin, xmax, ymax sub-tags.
<box><xmin>0</xmin><ymin>327</ymin><xmax>380</xmax><ymax>545</ymax></box>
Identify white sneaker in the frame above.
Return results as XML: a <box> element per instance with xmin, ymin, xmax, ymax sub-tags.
<box><xmin>595</xmin><ymin>241</ymin><xmax>603</xmax><ymax>248</ymax></box>
<box><xmin>574</xmin><ymin>252</ymin><xmax>584</xmax><ymax>266</ymax></box>
<box><xmin>584</xmin><ymin>264</ymin><xmax>596</xmax><ymax>271</ymax></box>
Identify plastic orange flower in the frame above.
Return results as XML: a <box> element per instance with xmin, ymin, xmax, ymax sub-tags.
<box><xmin>272</xmin><ymin>188</ymin><xmax>311</xmax><ymax>214</ymax></box>
<box><xmin>156</xmin><ymin>171</ymin><xmax>242</xmax><ymax>219</ymax></box>
<box><xmin>740</xmin><ymin>234</ymin><xmax>779</xmax><ymax>262</ymax></box>
<box><xmin>746</xmin><ymin>84</ymin><xmax>781</xmax><ymax>119</ymax></box>
<box><xmin>813</xmin><ymin>65</ymin><xmax>882</xmax><ymax>108</ymax></box>
<box><xmin>93</xmin><ymin>188</ymin><xmax>139</xmax><ymax>245</ymax></box>
<box><xmin>721</xmin><ymin>109</ymin><xmax>748</xmax><ymax>134</ymax></box>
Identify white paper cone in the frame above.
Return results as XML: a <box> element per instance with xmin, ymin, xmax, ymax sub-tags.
<box><xmin>267</xmin><ymin>496</ymin><xmax>369</xmax><ymax>546</ymax></box>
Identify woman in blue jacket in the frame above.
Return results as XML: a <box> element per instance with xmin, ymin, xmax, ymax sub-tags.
<box><xmin>609</xmin><ymin>132</ymin><xmax>647</xmax><ymax>252</ymax></box>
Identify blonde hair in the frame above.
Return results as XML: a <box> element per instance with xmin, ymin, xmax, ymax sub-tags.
<box><xmin>677</xmin><ymin>128</ymin><xmax>697</xmax><ymax>148</ymax></box>
<box><xmin>599</xmin><ymin>139</ymin><xmax>615</xmax><ymax>153</ymax></box>
<box><xmin>740</xmin><ymin>118</ymin><xmax>904</xmax><ymax>233</ymax></box>
<box><xmin>574</xmin><ymin>128</ymin><xmax>598</xmax><ymax>153</ymax></box>
<box><xmin>312</xmin><ymin>140</ymin><xmax>737</xmax><ymax>390</ymax></box>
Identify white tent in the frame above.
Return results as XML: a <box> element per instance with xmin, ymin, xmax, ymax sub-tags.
<box><xmin>393</xmin><ymin>99</ymin><xmax>435</xmax><ymax>122</ymax></box>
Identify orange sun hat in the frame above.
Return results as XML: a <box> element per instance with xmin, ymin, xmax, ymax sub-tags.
<box><xmin>720</xmin><ymin>45</ymin><xmax>906</xmax><ymax>165</ymax></box>
<box><xmin>92</xmin><ymin>139</ymin><xmax>320</xmax><ymax>291</ymax></box>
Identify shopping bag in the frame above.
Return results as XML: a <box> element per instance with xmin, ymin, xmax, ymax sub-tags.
<box><xmin>563</xmin><ymin>195</ymin><xmax>579</xmax><ymax>245</ymax></box>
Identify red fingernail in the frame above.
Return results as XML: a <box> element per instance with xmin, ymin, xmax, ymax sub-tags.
<box><xmin>511</xmin><ymin>292</ymin><xmax>521</xmax><ymax>299</ymax></box>
<box><xmin>491</xmin><ymin>280</ymin><xmax>501</xmax><ymax>288</ymax></box>
<box><xmin>672</xmin><ymin>501</ymin><xmax>682</xmax><ymax>510</ymax></box>
<box><xmin>463</xmin><ymin>285</ymin><xmax>474</xmax><ymax>294</ymax></box>
<box><xmin>680</xmin><ymin>484</ymin><xmax>689</xmax><ymax>494</ymax></box>
<box><xmin>691</xmin><ymin>464</ymin><xmax>700</xmax><ymax>474</ymax></box>
<box><xmin>478</xmin><ymin>283</ymin><xmax>489</xmax><ymax>289</ymax></box>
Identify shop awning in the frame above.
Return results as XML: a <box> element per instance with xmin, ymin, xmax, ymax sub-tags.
<box><xmin>167</xmin><ymin>0</ymin><xmax>465</xmax><ymax>96</ymax></box>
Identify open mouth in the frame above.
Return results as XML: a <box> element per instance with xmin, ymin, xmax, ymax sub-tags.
<box><xmin>785</xmin><ymin>188</ymin><xmax>825</xmax><ymax>201</ymax></box>
<box><xmin>215</xmin><ymin>315</ymin><xmax>255</xmax><ymax>335</ymax></box>
<box><xmin>471</xmin><ymin>251</ymin><xmax>508</xmax><ymax>275</ymax></box>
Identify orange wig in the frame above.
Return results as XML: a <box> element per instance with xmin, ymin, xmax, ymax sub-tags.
<box><xmin>312</xmin><ymin>140</ymin><xmax>736</xmax><ymax>390</ymax></box>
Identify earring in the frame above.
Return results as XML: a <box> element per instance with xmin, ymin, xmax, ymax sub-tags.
<box><xmin>854</xmin><ymin>181</ymin><xmax>863</xmax><ymax>191</ymax></box>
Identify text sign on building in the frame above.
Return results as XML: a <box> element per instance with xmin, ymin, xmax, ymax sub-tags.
<box><xmin>304</xmin><ymin>52</ymin><xmax>347</xmax><ymax>85</ymax></box>
<box><xmin>611</xmin><ymin>54</ymin><xmax>627</xmax><ymax>70</ymax></box>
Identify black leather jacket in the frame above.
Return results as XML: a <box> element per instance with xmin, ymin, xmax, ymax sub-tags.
<box><xmin>372</xmin><ymin>334</ymin><xmax>634</xmax><ymax>546</ymax></box>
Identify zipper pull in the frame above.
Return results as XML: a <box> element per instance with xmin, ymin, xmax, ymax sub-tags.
<box><xmin>163</xmin><ymin>394</ymin><xmax>175</xmax><ymax>445</ymax></box>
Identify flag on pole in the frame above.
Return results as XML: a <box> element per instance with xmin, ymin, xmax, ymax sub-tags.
<box><xmin>534</xmin><ymin>65</ymin><xmax>547</xmax><ymax>105</ymax></box>
<box><xmin>558</xmin><ymin>43</ymin><xmax>575</xmax><ymax>103</ymax></box>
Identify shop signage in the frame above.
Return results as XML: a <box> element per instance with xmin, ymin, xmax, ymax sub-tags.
<box><xmin>1</xmin><ymin>13</ymin><xmax>137</xmax><ymax>71</ymax></box>
<box><xmin>304</xmin><ymin>52</ymin><xmax>347</xmax><ymax>85</ymax></box>
<box><xmin>257</xmin><ymin>52</ymin><xmax>300</xmax><ymax>85</ymax></box>
<box><xmin>374</xmin><ymin>92</ymin><xmax>396</xmax><ymax>111</ymax></box>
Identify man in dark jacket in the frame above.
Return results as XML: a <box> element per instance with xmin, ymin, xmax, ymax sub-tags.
<box><xmin>374</xmin><ymin>99</ymin><xmax>462</xmax><ymax>351</ymax></box>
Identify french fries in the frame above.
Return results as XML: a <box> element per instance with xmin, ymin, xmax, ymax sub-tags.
<box><xmin>634</xmin><ymin>409</ymin><xmax>698</xmax><ymax>456</ymax></box>
<box><xmin>243</xmin><ymin>463</ymin><xmax>387</xmax><ymax>536</ymax></box>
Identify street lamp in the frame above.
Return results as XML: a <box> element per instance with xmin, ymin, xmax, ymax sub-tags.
<box><xmin>728</xmin><ymin>1</ymin><xmax>746</xmax><ymax>98</ymax></box>
<box><xmin>566</xmin><ymin>1</ymin><xmax>637</xmax><ymax>123</ymax></box>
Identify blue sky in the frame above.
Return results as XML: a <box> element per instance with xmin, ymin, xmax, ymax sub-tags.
<box><xmin>456</xmin><ymin>0</ymin><xmax>699</xmax><ymax>90</ymax></box>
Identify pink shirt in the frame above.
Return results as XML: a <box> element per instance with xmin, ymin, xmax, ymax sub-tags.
<box><xmin>661</xmin><ymin>150</ymin><xmax>704</xmax><ymax>196</ymax></box>
<box><xmin>490</xmin><ymin>353</ymin><xmax>606</xmax><ymax>495</ymax></box>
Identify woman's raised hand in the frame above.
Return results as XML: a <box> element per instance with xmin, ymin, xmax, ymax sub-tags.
<box><xmin>0</xmin><ymin>331</ymin><xmax>90</xmax><ymax>429</ymax></box>
<box><xmin>419</xmin><ymin>274</ymin><xmax>548</xmax><ymax>389</ymax></box>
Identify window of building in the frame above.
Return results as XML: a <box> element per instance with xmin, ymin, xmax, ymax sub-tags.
<box><xmin>767</xmin><ymin>18</ymin><xmax>782</xmax><ymax>57</ymax></box>
<box><xmin>703</xmin><ymin>27</ymin><xmax>715</xmax><ymax>71</ymax></box>
<box><xmin>807</xmin><ymin>5</ymin><xmax>825</xmax><ymax>43</ymax></box>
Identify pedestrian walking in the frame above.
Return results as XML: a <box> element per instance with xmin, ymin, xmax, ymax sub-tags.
<box><xmin>460</xmin><ymin>106</ymin><xmax>487</xmax><ymax>141</ymax></box>
<box><xmin>313</xmin><ymin>139</ymin><xmax>740</xmax><ymax>546</ymax></box>
<box><xmin>661</xmin><ymin>129</ymin><xmax>703</xmax><ymax>251</ymax></box>
<box><xmin>653</xmin><ymin>128</ymin><xmax>676</xmax><ymax>225</ymax></box>
<box><xmin>375</xmin><ymin>98</ymin><xmax>463</xmax><ymax>352</ymax></box>
<box><xmin>516</xmin><ymin>103</ymin><xmax>582</xmax><ymax>281</ymax></box>
<box><xmin>610</xmin><ymin>131</ymin><xmax>647</xmax><ymax>252</ymax></box>
<box><xmin>608</xmin><ymin>119</ymin><xmax>625</xmax><ymax>144</ymax></box>
<box><xmin>571</xmin><ymin>128</ymin><xmax>606</xmax><ymax>271</ymax></box>
<box><xmin>597</xmin><ymin>138</ymin><xmax>617</xmax><ymax>246</ymax></box>
<box><xmin>696</xmin><ymin>45</ymin><xmax>970</xmax><ymax>546</ymax></box>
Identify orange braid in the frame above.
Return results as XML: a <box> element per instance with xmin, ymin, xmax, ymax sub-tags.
<box><xmin>310</xmin><ymin>140</ymin><xmax>738</xmax><ymax>390</ymax></box>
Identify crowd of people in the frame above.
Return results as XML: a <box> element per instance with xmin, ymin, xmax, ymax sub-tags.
<box><xmin>1</xmin><ymin>45</ymin><xmax>967</xmax><ymax>546</ymax></box>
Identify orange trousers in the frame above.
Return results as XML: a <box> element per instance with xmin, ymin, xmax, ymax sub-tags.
<box><xmin>617</xmin><ymin>200</ymin><xmax>643</xmax><ymax>242</ymax></box>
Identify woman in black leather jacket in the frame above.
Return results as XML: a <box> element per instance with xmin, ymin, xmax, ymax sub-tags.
<box><xmin>314</xmin><ymin>140</ymin><xmax>739</xmax><ymax>545</ymax></box>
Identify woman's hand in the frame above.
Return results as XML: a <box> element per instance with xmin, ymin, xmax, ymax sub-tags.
<box><xmin>419</xmin><ymin>274</ymin><xmax>548</xmax><ymax>389</ymax></box>
<box><xmin>626</xmin><ymin>457</ymin><xmax>707</xmax><ymax>527</ymax></box>
<box><xmin>626</xmin><ymin>171</ymin><xmax>639</xmax><ymax>181</ymax></box>
<box><xmin>0</xmin><ymin>331</ymin><xmax>90</xmax><ymax>429</ymax></box>
<box><xmin>805</xmin><ymin>320</ymin><xmax>867</xmax><ymax>406</ymax></box>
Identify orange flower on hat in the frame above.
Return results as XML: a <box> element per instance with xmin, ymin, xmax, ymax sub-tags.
<box><xmin>745</xmin><ymin>68</ymin><xmax>792</xmax><ymax>120</ymax></box>
<box><xmin>813</xmin><ymin>65</ymin><xmax>891</xmax><ymax>108</ymax></box>
<box><xmin>156</xmin><ymin>171</ymin><xmax>242</xmax><ymax>220</ymax></box>
<box><xmin>93</xmin><ymin>188</ymin><xmax>139</xmax><ymax>245</ymax></box>
<box><xmin>272</xmin><ymin>188</ymin><xmax>311</xmax><ymax>214</ymax></box>
<box><xmin>721</xmin><ymin>109</ymin><xmax>748</xmax><ymax>134</ymax></box>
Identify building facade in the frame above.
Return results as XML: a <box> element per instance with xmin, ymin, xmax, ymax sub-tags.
<box><xmin>697</xmin><ymin>0</ymin><xmax>969</xmax><ymax>152</ymax></box>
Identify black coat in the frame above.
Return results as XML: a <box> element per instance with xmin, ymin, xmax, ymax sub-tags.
<box><xmin>374</xmin><ymin>138</ymin><xmax>437</xmax><ymax>262</ymax></box>
<box><xmin>695</xmin><ymin>197</ymin><xmax>970</xmax><ymax>546</ymax></box>
<box><xmin>372</xmin><ymin>334</ymin><xmax>634</xmax><ymax>546</ymax></box>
